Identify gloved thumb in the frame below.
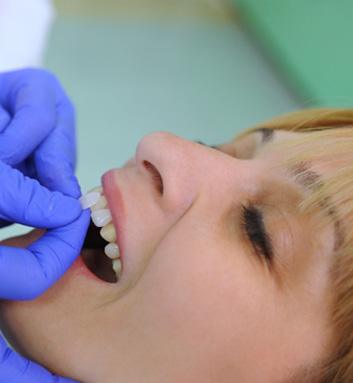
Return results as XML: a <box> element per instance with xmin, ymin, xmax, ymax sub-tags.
<box><xmin>0</xmin><ymin>209</ymin><xmax>90</xmax><ymax>300</ymax></box>
<box><xmin>0</xmin><ymin>160</ymin><xmax>82</xmax><ymax>228</ymax></box>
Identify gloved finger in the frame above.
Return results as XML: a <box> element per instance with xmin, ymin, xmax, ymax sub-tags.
<box><xmin>0</xmin><ymin>161</ymin><xmax>81</xmax><ymax>228</ymax></box>
<box><xmin>0</xmin><ymin>83</ymin><xmax>56</xmax><ymax>165</ymax></box>
<box><xmin>15</xmin><ymin>156</ymin><xmax>37</xmax><ymax>180</ymax></box>
<box><xmin>0</xmin><ymin>337</ymin><xmax>80</xmax><ymax>383</ymax></box>
<box><xmin>0</xmin><ymin>155</ymin><xmax>37</xmax><ymax>229</ymax></box>
<box><xmin>0</xmin><ymin>209</ymin><xmax>90</xmax><ymax>300</ymax></box>
<box><xmin>0</xmin><ymin>105</ymin><xmax>10</xmax><ymax>133</ymax></box>
<box><xmin>34</xmin><ymin>98</ymin><xmax>80</xmax><ymax>198</ymax></box>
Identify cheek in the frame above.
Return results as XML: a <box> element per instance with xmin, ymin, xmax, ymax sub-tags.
<box><xmin>130</xmin><ymin>229</ymin><xmax>280</xmax><ymax>379</ymax></box>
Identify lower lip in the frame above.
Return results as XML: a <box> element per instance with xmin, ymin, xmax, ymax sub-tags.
<box><xmin>68</xmin><ymin>254</ymin><xmax>107</xmax><ymax>283</ymax></box>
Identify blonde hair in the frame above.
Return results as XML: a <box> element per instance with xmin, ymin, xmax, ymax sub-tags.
<box><xmin>238</xmin><ymin>108</ymin><xmax>353</xmax><ymax>383</ymax></box>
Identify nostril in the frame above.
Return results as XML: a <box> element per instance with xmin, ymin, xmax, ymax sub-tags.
<box><xmin>143</xmin><ymin>160</ymin><xmax>164</xmax><ymax>194</ymax></box>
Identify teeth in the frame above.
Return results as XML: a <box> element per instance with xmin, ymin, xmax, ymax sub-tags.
<box><xmin>100</xmin><ymin>223</ymin><xmax>117</xmax><ymax>242</ymax></box>
<box><xmin>84</xmin><ymin>185</ymin><xmax>123</xmax><ymax>280</ymax></box>
<box><xmin>112</xmin><ymin>259</ymin><xmax>122</xmax><ymax>275</ymax></box>
<box><xmin>91</xmin><ymin>196</ymin><xmax>107</xmax><ymax>211</ymax></box>
<box><xmin>91</xmin><ymin>209</ymin><xmax>112</xmax><ymax>227</ymax></box>
<box><xmin>104</xmin><ymin>243</ymin><xmax>120</xmax><ymax>259</ymax></box>
<box><xmin>80</xmin><ymin>186</ymin><xmax>104</xmax><ymax>209</ymax></box>
<box><xmin>79</xmin><ymin>191</ymin><xmax>101</xmax><ymax>209</ymax></box>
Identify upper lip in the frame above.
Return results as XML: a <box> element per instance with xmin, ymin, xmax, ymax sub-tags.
<box><xmin>102</xmin><ymin>170</ymin><xmax>125</xmax><ymax>272</ymax></box>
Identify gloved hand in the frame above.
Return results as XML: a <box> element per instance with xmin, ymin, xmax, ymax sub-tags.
<box><xmin>0</xmin><ymin>160</ymin><xmax>90</xmax><ymax>382</ymax></box>
<box><xmin>0</xmin><ymin>337</ymin><xmax>79</xmax><ymax>383</ymax></box>
<box><xmin>0</xmin><ymin>68</ymin><xmax>79</xmax><ymax>199</ymax></box>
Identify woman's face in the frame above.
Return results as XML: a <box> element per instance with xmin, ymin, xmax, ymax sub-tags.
<box><xmin>0</xmin><ymin>130</ymin><xmax>336</xmax><ymax>383</ymax></box>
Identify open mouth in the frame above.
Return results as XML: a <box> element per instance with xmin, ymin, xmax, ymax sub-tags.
<box><xmin>81</xmin><ymin>221</ymin><xmax>118</xmax><ymax>283</ymax></box>
<box><xmin>80</xmin><ymin>186</ymin><xmax>122</xmax><ymax>284</ymax></box>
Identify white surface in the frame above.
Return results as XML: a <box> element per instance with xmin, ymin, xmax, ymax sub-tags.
<box><xmin>0</xmin><ymin>0</ymin><xmax>54</xmax><ymax>70</ymax></box>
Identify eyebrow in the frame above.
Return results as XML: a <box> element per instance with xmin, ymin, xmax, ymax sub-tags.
<box><xmin>287</xmin><ymin>162</ymin><xmax>343</xmax><ymax>250</ymax></box>
<box><xmin>250</xmin><ymin>129</ymin><xmax>343</xmax><ymax>249</ymax></box>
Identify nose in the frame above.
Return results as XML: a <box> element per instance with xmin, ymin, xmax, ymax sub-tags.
<box><xmin>135</xmin><ymin>131</ymin><xmax>204</xmax><ymax>213</ymax></box>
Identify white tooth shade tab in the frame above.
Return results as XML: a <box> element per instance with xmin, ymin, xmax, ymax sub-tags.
<box><xmin>79</xmin><ymin>192</ymin><xmax>101</xmax><ymax>209</ymax></box>
<box><xmin>100</xmin><ymin>223</ymin><xmax>117</xmax><ymax>242</ymax></box>
<box><xmin>104</xmin><ymin>243</ymin><xmax>120</xmax><ymax>259</ymax></box>
<box><xmin>91</xmin><ymin>209</ymin><xmax>112</xmax><ymax>227</ymax></box>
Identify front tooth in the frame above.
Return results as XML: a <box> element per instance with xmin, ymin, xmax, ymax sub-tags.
<box><xmin>112</xmin><ymin>259</ymin><xmax>122</xmax><ymax>276</ymax></box>
<box><xmin>100</xmin><ymin>223</ymin><xmax>117</xmax><ymax>242</ymax></box>
<box><xmin>104</xmin><ymin>243</ymin><xmax>120</xmax><ymax>259</ymax></box>
<box><xmin>91</xmin><ymin>209</ymin><xmax>112</xmax><ymax>227</ymax></box>
<box><xmin>91</xmin><ymin>195</ymin><xmax>107</xmax><ymax>211</ymax></box>
<box><xmin>79</xmin><ymin>191</ymin><xmax>101</xmax><ymax>209</ymax></box>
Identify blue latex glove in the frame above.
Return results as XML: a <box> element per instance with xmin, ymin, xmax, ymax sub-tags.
<box><xmin>0</xmin><ymin>161</ymin><xmax>90</xmax><ymax>382</ymax></box>
<box><xmin>0</xmin><ymin>337</ymin><xmax>78</xmax><ymax>383</ymax></box>
<box><xmin>0</xmin><ymin>68</ymin><xmax>80</xmax><ymax>199</ymax></box>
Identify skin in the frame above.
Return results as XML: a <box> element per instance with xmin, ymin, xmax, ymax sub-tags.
<box><xmin>0</xmin><ymin>130</ymin><xmax>337</xmax><ymax>383</ymax></box>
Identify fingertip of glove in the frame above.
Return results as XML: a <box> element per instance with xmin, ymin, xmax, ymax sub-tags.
<box><xmin>78</xmin><ymin>208</ymin><xmax>91</xmax><ymax>234</ymax></box>
<box><xmin>48</xmin><ymin>192</ymin><xmax>83</xmax><ymax>227</ymax></box>
<box><xmin>66</xmin><ymin>177</ymin><xmax>82</xmax><ymax>199</ymax></box>
<box><xmin>55</xmin><ymin>181</ymin><xmax>81</xmax><ymax>199</ymax></box>
<box><xmin>39</xmin><ymin>173</ymin><xmax>82</xmax><ymax>199</ymax></box>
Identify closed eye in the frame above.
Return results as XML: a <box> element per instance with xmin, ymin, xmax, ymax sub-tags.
<box><xmin>240</xmin><ymin>204</ymin><xmax>274</xmax><ymax>264</ymax></box>
<box><xmin>195</xmin><ymin>139</ymin><xmax>274</xmax><ymax>264</ymax></box>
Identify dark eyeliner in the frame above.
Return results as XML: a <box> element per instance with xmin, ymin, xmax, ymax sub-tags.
<box><xmin>240</xmin><ymin>204</ymin><xmax>274</xmax><ymax>263</ymax></box>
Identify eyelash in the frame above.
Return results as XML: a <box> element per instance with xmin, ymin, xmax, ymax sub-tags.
<box><xmin>240</xmin><ymin>204</ymin><xmax>273</xmax><ymax>263</ymax></box>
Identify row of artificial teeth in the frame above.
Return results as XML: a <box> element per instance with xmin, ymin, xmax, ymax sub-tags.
<box><xmin>80</xmin><ymin>187</ymin><xmax>122</xmax><ymax>278</ymax></box>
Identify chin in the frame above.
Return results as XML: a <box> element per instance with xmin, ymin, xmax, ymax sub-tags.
<box><xmin>0</xmin><ymin>224</ymin><xmax>123</xmax><ymax>382</ymax></box>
